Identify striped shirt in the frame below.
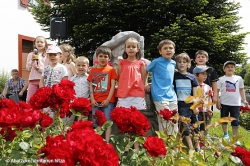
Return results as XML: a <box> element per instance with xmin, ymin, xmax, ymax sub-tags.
<box><xmin>5</xmin><ymin>77</ymin><xmax>27</xmax><ymax>94</ymax></box>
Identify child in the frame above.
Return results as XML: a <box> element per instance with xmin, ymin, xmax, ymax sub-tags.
<box><xmin>1</xmin><ymin>69</ymin><xmax>28</xmax><ymax>102</ymax></box>
<box><xmin>146</xmin><ymin>39</ymin><xmax>178</xmax><ymax>135</ymax></box>
<box><xmin>70</xmin><ymin>56</ymin><xmax>90</xmax><ymax>121</ymax></box>
<box><xmin>188</xmin><ymin>50</ymin><xmax>218</xmax><ymax>104</ymax></box>
<box><xmin>39</xmin><ymin>45</ymin><xmax>68</xmax><ymax>88</ymax></box>
<box><xmin>216</xmin><ymin>61</ymin><xmax>248</xmax><ymax>145</ymax></box>
<box><xmin>26</xmin><ymin>36</ymin><xmax>49</xmax><ymax>103</ymax></box>
<box><xmin>193</xmin><ymin>66</ymin><xmax>213</xmax><ymax>139</ymax></box>
<box><xmin>59</xmin><ymin>44</ymin><xmax>77</xmax><ymax>79</ymax></box>
<box><xmin>173</xmin><ymin>53</ymin><xmax>199</xmax><ymax>150</ymax></box>
<box><xmin>70</xmin><ymin>56</ymin><xmax>90</xmax><ymax>98</ymax></box>
<box><xmin>87</xmin><ymin>46</ymin><xmax>118</xmax><ymax>143</ymax></box>
<box><xmin>116</xmin><ymin>37</ymin><xmax>147</xmax><ymax>110</ymax></box>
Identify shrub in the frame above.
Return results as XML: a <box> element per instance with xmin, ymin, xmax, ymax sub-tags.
<box><xmin>0</xmin><ymin>69</ymin><xmax>10</xmax><ymax>93</ymax></box>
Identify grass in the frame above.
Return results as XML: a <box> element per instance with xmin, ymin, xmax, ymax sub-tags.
<box><xmin>209</xmin><ymin>112</ymin><xmax>250</xmax><ymax>144</ymax></box>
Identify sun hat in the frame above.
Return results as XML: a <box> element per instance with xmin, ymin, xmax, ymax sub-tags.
<box><xmin>223</xmin><ymin>61</ymin><xmax>236</xmax><ymax>69</ymax></box>
<box><xmin>46</xmin><ymin>45</ymin><xmax>62</xmax><ymax>54</ymax></box>
<box><xmin>193</xmin><ymin>66</ymin><xmax>211</xmax><ymax>74</ymax></box>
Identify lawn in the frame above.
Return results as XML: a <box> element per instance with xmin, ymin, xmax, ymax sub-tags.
<box><xmin>209</xmin><ymin>112</ymin><xmax>250</xmax><ymax>144</ymax></box>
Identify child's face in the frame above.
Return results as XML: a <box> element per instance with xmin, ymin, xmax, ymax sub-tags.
<box><xmin>47</xmin><ymin>53</ymin><xmax>60</xmax><ymax>66</ymax></box>
<box><xmin>125</xmin><ymin>40</ymin><xmax>139</xmax><ymax>58</ymax></box>
<box><xmin>176</xmin><ymin>58</ymin><xmax>189</xmax><ymax>73</ymax></box>
<box><xmin>196</xmin><ymin>71</ymin><xmax>208</xmax><ymax>83</ymax></box>
<box><xmin>97</xmin><ymin>53</ymin><xmax>110</xmax><ymax>67</ymax></box>
<box><xmin>60</xmin><ymin>50</ymin><xmax>69</xmax><ymax>61</ymax></box>
<box><xmin>76</xmin><ymin>61</ymin><xmax>88</xmax><ymax>75</ymax></box>
<box><xmin>35</xmin><ymin>37</ymin><xmax>46</xmax><ymax>51</ymax></box>
<box><xmin>159</xmin><ymin>44</ymin><xmax>175</xmax><ymax>60</ymax></box>
<box><xmin>195</xmin><ymin>54</ymin><xmax>208</xmax><ymax>65</ymax></box>
<box><xmin>223</xmin><ymin>64</ymin><xmax>235</xmax><ymax>76</ymax></box>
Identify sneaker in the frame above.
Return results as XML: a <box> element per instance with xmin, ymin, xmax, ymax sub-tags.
<box><xmin>223</xmin><ymin>135</ymin><xmax>230</xmax><ymax>143</ymax></box>
<box><xmin>235</xmin><ymin>141</ymin><xmax>241</xmax><ymax>146</ymax></box>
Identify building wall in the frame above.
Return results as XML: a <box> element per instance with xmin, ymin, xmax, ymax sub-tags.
<box><xmin>0</xmin><ymin>0</ymin><xmax>54</xmax><ymax>73</ymax></box>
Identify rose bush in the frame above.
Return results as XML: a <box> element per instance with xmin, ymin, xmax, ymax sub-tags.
<box><xmin>0</xmin><ymin>81</ymin><xmax>250</xmax><ymax>166</ymax></box>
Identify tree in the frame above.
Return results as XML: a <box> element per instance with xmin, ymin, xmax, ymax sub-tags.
<box><xmin>30</xmin><ymin>0</ymin><xmax>249</xmax><ymax>74</ymax></box>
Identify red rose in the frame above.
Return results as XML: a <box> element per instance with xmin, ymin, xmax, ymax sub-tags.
<box><xmin>70</xmin><ymin>98</ymin><xmax>92</xmax><ymax>116</ymax></box>
<box><xmin>20</xmin><ymin>110</ymin><xmax>42</xmax><ymax>129</ymax></box>
<box><xmin>40</xmin><ymin>114</ymin><xmax>53</xmax><ymax>128</ymax></box>
<box><xmin>111</xmin><ymin>106</ymin><xmax>150</xmax><ymax>136</ymax></box>
<box><xmin>159</xmin><ymin>108</ymin><xmax>175</xmax><ymax>121</ymax></box>
<box><xmin>52</xmin><ymin>80</ymin><xmax>76</xmax><ymax>103</ymax></box>
<box><xmin>143</xmin><ymin>136</ymin><xmax>167</xmax><ymax>157</ymax></box>
<box><xmin>231</xmin><ymin>146</ymin><xmax>250</xmax><ymax>165</ymax></box>
<box><xmin>70</xmin><ymin>120</ymin><xmax>93</xmax><ymax>130</ymax></box>
<box><xmin>0</xmin><ymin>98</ymin><xmax>18</xmax><ymax>109</ymax></box>
<box><xmin>59</xmin><ymin>101</ymin><xmax>71</xmax><ymax>118</ymax></box>
<box><xmin>93</xmin><ymin>110</ymin><xmax>107</xmax><ymax>126</ymax></box>
<box><xmin>30</xmin><ymin>86</ymin><xmax>52</xmax><ymax>109</ymax></box>
<box><xmin>0</xmin><ymin>126</ymin><xmax>17</xmax><ymax>141</ymax></box>
<box><xmin>0</xmin><ymin>107</ymin><xmax>20</xmax><ymax>127</ymax></box>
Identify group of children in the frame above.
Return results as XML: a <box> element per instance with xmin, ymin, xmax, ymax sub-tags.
<box><xmin>2</xmin><ymin>35</ymin><xmax>248</xmax><ymax>149</ymax></box>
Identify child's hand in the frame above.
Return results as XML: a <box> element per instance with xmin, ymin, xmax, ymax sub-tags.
<box><xmin>145</xmin><ymin>84</ymin><xmax>151</xmax><ymax>92</ymax></box>
<box><xmin>101</xmin><ymin>99</ymin><xmax>110</xmax><ymax>107</ymax></box>
<box><xmin>207</xmin><ymin>109</ymin><xmax>213</xmax><ymax>119</ymax></box>
<box><xmin>244</xmin><ymin>100</ymin><xmax>249</xmax><ymax>106</ymax></box>
<box><xmin>193</xmin><ymin>108</ymin><xmax>199</xmax><ymax>115</ymax></box>
<box><xmin>216</xmin><ymin>102</ymin><xmax>221</xmax><ymax>110</ymax></box>
<box><xmin>90</xmin><ymin>99</ymin><xmax>98</xmax><ymax>107</ymax></box>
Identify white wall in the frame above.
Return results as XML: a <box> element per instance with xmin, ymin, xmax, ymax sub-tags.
<box><xmin>0</xmin><ymin>1</ymin><xmax>54</xmax><ymax>73</ymax></box>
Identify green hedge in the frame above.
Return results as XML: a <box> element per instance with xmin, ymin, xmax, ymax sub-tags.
<box><xmin>240</xmin><ymin>112</ymin><xmax>250</xmax><ymax>130</ymax></box>
<box><xmin>0</xmin><ymin>69</ymin><xmax>10</xmax><ymax>93</ymax></box>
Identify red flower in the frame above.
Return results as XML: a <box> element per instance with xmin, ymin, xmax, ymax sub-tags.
<box><xmin>93</xmin><ymin>110</ymin><xmax>107</xmax><ymax>126</ymax></box>
<box><xmin>0</xmin><ymin>107</ymin><xmax>20</xmax><ymax>127</ymax></box>
<box><xmin>52</xmin><ymin>80</ymin><xmax>76</xmax><ymax>102</ymax></box>
<box><xmin>143</xmin><ymin>136</ymin><xmax>167</xmax><ymax>157</ymax></box>
<box><xmin>20</xmin><ymin>110</ymin><xmax>42</xmax><ymax>129</ymax></box>
<box><xmin>40</xmin><ymin>114</ymin><xmax>53</xmax><ymax>128</ymax></box>
<box><xmin>0</xmin><ymin>98</ymin><xmax>17</xmax><ymax>109</ymax></box>
<box><xmin>111</xmin><ymin>106</ymin><xmax>150</xmax><ymax>136</ymax></box>
<box><xmin>240</xmin><ymin>105</ymin><xmax>250</xmax><ymax>113</ymax></box>
<box><xmin>159</xmin><ymin>108</ymin><xmax>173</xmax><ymax>121</ymax></box>
<box><xmin>30</xmin><ymin>86</ymin><xmax>52</xmax><ymax>109</ymax></box>
<box><xmin>59</xmin><ymin>101</ymin><xmax>71</xmax><ymax>118</ymax></box>
<box><xmin>70</xmin><ymin>120</ymin><xmax>93</xmax><ymax>130</ymax></box>
<box><xmin>70</xmin><ymin>98</ymin><xmax>92</xmax><ymax>116</ymax></box>
<box><xmin>0</xmin><ymin>126</ymin><xmax>17</xmax><ymax>141</ymax></box>
<box><xmin>231</xmin><ymin>146</ymin><xmax>250</xmax><ymax>165</ymax></box>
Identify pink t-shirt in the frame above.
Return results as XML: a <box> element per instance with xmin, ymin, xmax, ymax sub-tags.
<box><xmin>116</xmin><ymin>59</ymin><xmax>145</xmax><ymax>98</ymax></box>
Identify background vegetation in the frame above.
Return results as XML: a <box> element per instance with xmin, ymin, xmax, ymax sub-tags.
<box><xmin>30</xmin><ymin>0</ymin><xmax>249</xmax><ymax>77</ymax></box>
<box><xmin>0</xmin><ymin>69</ymin><xmax>10</xmax><ymax>93</ymax></box>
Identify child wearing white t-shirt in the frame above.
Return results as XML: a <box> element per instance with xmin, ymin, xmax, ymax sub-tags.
<box><xmin>39</xmin><ymin>45</ymin><xmax>68</xmax><ymax>88</ymax></box>
<box><xmin>216</xmin><ymin>61</ymin><xmax>248</xmax><ymax>146</ymax></box>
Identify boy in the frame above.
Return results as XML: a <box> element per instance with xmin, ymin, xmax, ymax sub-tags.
<box><xmin>188</xmin><ymin>50</ymin><xmax>218</xmax><ymax>103</ymax></box>
<box><xmin>70</xmin><ymin>56</ymin><xmax>90</xmax><ymax>98</ymax></box>
<box><xmin>69</xmin><ymin>56</ymin><xmax>90</xmax><ymax>122</ymax></box>
<box><xmin>39</xmin><ymin>45</ymin><xmax>68</xmax><ymax>88</ymax></box>
<box><xmin>146</xmin><ymin>39</ymin><xmax>178</xmax><ymax>135</ymax></box>
<box><xmin>87</xmin><ymin>46</ymin><xmax>118</xmax><ymax>143</ymax></box>
<box><xmin>1</xmin><ymin>69</ymin><xmax>28</xmax><ymax>102</ymax></box>
<box><xmin>193</xmin><ymin>66</ymin><xmax>213</xmax><ymax>138</ymax></box>
<box><xmin>216</xmin><ymin>61</ymin><xmax>248</xmax><ymax>145</ymax></box>
<box><xmin>173</xmin><ymin>53</ymin><xmax>199</xmax><ymax>150</ymax></box>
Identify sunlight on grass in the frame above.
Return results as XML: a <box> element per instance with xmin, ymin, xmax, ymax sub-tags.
<box><xmin>210</xmin><ymin>112</ymin><xmax>250</xmax><ymax>144</ymax></box>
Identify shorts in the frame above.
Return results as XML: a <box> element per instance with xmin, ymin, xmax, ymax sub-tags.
<box><xmin>153</xmin><ymin>100</ymin><xmax>178</xmax><ymax>136</ymax></box>
<box><xmin>220</xmin><ymin>104</ymin><xmax>240</xmax><ymax>127</ymax></box>
<box><xmin>92</xmin><ymin>102</ymin><xmax>114</xmax><ymax>128</ymax></box>
<box><xmin>116</xmin><ymin>97</ymin><xmax>146</xmax><ymax>110</ymax></box>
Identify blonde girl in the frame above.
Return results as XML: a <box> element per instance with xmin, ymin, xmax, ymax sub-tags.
<box><xmin>26</xmin><ymin>36</ymin><xmax>49</xmax><ymax>103</ymax></box>
<box><xmin>59</xmin><ymin>44</ymin><xmax>77</xmax><ymax>78</ymax></box>
<box><xmin>116</xmin><ymin>37</ymin><xmax>147</xmax><ymax>110</ymax></box>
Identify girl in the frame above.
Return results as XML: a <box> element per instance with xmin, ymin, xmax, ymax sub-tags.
<box><xmin>26</xmin><ymin>36</ymin><xmax>49</xmax><ymax>103</ymax></box>
<box><xmin>116</xmin><ymin>37</ymin><xmax>147</xmax><ymax>110</ymax></box>
<box><xmin>59</xmin><ymin>44</ymin><xmax>77</xmax><ymax>79</ymax></box>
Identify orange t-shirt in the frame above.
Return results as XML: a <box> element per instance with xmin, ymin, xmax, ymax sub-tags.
<box><xmin>116</xmin><ymin>59</ymin><xmax>145</xmax><ymax>98</ymax></box>
<box><xmin>87</xmin><ymin>65</ymin><xmax>118</xmax><ymax>102</ymax></box>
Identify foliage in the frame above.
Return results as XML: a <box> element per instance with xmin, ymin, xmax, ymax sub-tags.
<box><xmin>0</xmin><ymin>69</ymin><xmax>10</xmax><ymax>93</ymax></box>
<box><xmin>29</xmin><ymin>0</ymin><xmax>249</xmax><ymax>73</ymax></box>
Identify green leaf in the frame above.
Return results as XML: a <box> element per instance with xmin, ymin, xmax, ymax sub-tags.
<box><xmin>102</xmin><ymin>121</ymin><xmax>113</xmax><ymax>130</ymax></box>
<box><xmin>174</xmin><ymin>159</ymin><xmax>191</xmax><ymax>166</ymax></box>
<box><xmin>245</xmin><ymin>139</ymin><xmax>250</xmax><ymax>149</ymax></box>
<box><xmin>19</xmin><ymin>142</ymin><xmax>29</xmax><ymax>151</ymax></box>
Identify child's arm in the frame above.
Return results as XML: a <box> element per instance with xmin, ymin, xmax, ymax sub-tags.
<box><xmin>69</xmin><ymin>62</ymin><xmax>77</xmax><ymax>76</ymax></box>
<box><xmin>240</xmin><ymin>88</ymin><xmax>248</xmax><ymax>106</ymax></box>
<box><xmin>62</xmin><ymin>76</ymin><xmax>68</xmax><ymax>80</ymax></box>
<box><xmin>117</xmin><ymin>63</ymin><xmax>122</xmax><ymax>80</ymax></box>
<box><xmin>101</xmin><ymin>79</ymin><xmax>116</xmax><ymax>107</ymax></box>
<box><xmin>39</xmin><ymin>76</ymin><xmax>45</xmax><ymax>88</ymax></box>
<box><xmin>89</xmin><ymin>82</ymin><xmax>98</xmax><ymax>107</ymax></box>
<box><xmin>216</xmin><ymin>89</ymin><xmax>221</xmax><ymax>110</ymax></box>
<box><xmin>211</xmin><ymin>81</ymin><xmax>218</xmax><ymax>103</ymax></box>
